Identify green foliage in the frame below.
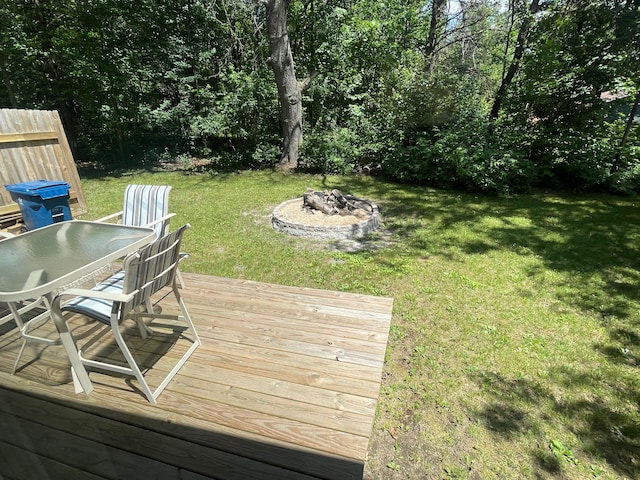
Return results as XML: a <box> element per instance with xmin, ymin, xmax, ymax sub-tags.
<box><xmin>300</xmin><ymin>127</ymin><xmax>358</xmax><ymax>174</ymax></box>
<box><xmin>530</xmin><ymin>129</ymin><xmax>618</xmax><ymax>190</ymax></box>
<box><xmin>549</xmin><ymin>439</ymin><xmax>577</xmax><ymax>465</ymax></box>
<box><xmin>0</xmin><ymin>0</ymin><xmax>638</xmax><ymax>192</ymax></box>
<box><xmin>251</xmin><ymin>138</ymin><xmax>282</xmax><ymax>168</ymax></box>
<box><xmin>493</xmin><ymin>0</ymin><xmax>640</xmax><ymax>191</ymax></box>
<box><xmin>383</xmin><ymin>86</ymin><xmax>534</xmax><ymax>194</ymax></box>
<box><xmin>384</xmin><ymin>124</ymin><xmax>533</xmax><ymax>195</ymax></box>
<box><xmin>609</xmin><ymin>146</ymin><xmax>640</xmax><ymax>193</ymax></box>
<box><xmin>156</xmin><ymin>65</ymin><xmax>279</xmax><ymax>159</ymax></box>
<box><xmin>300</xmin><ymin>97</ymin><xmax>389</xmax><ymax>175</ymax></box>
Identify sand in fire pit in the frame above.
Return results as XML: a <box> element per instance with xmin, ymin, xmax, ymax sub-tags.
<box><xmin>276</xmin><ymin>198</ymin><xmax>372</xmax><ymax>226</ymax></box>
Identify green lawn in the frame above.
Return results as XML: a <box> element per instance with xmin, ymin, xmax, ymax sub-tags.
<box><xmin>80</xmin><ymin>170</ymin><xmax>640</xmax><ymax>480</ymax></box>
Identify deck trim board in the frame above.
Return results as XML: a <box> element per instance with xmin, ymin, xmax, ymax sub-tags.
<box><xmin>0</xmin><ymin>387</ymin><xmax>326</xmax><ymax>480</ymax></box>
<box><xmin>0</xmin><ymin>273</ymin><xmax>393</xmax><ymax>480</ymax></box>
<box><xmin>0</xmin><ymin>410</ymin><xmax>184</xmax><ymax>479</ymax></box>
<box><xmin>0</xmin><ymin>370</ymin><xmax>368</xmax><ymax>480</ymax></box>
<box><xmin>0</xmin><ymin>441</ymin><xmax>107</xmax><ymax>480</ymax></box>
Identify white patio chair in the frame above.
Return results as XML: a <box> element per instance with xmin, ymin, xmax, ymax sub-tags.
<box><xmin>97</xmin><ymin>184</ymin><xmax>186</xmax><ymax>291</ymax></box>
<box><xmin>97</xmin><ymin>184</ymin><xmax>175</xmax><ymax>237</ymax></box>
<box><xmin>51</xmin><ymin>224</ymin><xmax>200</xmax><ymax>404</ymax></box>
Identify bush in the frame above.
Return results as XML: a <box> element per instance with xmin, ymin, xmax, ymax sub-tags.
<box><xmin>299</xmin><ymin>127</ymin><xmax>358</xmax><ymax>174</ymax></box>
<box><xmin>529</xmin><ymin>128</ymin><xmax>617</xmax><ymax>190</ymax></box>
<box><xmin>382</xmin><ymin>116</ymin><xmax>533</xmax><ymax>194</ymax></box>
<box><xmin>608</xmin><ymin>146</ymin><xmax>640</xmax><ymax>193</ymax></box>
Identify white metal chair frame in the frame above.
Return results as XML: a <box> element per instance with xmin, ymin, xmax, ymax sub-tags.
<box><xmin>51</xmin><ymin>224</ymin><xmax>200</xmax><ymax>404</ymax></box>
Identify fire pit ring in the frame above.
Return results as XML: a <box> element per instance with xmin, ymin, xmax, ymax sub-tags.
<box><xmin>272</xmin><ymin>197</ymin><xmax>380</xmax><ymax>240</ymax></box>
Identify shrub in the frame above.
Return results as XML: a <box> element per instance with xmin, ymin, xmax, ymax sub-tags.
<box><xmin>382</xmin><ymin>116</ymin><xmax>533</xmax><ymax>194</ymax></box>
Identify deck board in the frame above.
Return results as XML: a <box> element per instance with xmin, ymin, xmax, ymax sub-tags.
<box><xmin>0</xmin><ymin>273</ymin><xmax>393</xmax><ymax>480</ymax></box>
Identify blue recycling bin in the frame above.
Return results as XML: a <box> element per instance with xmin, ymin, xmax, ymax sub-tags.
<box><xmin>5</xmin><ymin>180</ymin><xmax>72</xmax><ymax>231</ymax></box>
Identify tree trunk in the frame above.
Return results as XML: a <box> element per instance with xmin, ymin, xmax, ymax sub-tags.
<box><xmin>0</xmin><ymin>56</ymin><xmax>17</xmax><ymax>108</ymax></box>
<box><xmin>620</xmin><ymin>91</ymin><xmax>640</xmax><ymax>150</ymax></box>
<box><xmin>265</xmin><ymin>0</ymin><xmax>302</xmax><ymax>170</ymax></box>
<box><xmin>424</xmin><ymin>0</ymin><xmax>447</xmax><ymax>73</ymax></box>
<box><xmin>489</xmin><ymin>0</ymin><xmax>541</xmax><ymax>122</ymax></box>
<box><xmin>611</xmin><ymin>90</ymin><xmax>640</xmax><ymax>173</ymax></box>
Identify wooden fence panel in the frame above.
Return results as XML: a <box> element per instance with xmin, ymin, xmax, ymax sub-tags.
<box><xmin>0</xmin><ymin>109</ymin><xmax>87</xmax><ymax>228</ymax></box>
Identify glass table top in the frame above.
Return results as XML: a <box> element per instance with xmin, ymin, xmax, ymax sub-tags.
<box><xmin>0</xmin><ymin>221</ymin><xmax>156</xmax><ymax>301</ymax></box>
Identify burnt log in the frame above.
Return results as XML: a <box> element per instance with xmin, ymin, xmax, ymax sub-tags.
<box><xmin>303</xmin><ymin>189</ymin><xmax>373</xmax><ymax>216</ymax></box>
<box><xmin>303</xmin><ymin>191</ymin><xmax>339</xmax><ymax>215</ymax></box>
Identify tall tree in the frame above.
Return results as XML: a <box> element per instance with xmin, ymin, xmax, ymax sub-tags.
<box><xmin>489</xmin><ymin>0</ymin><xmax>541</xmax><ymax>121</ymax></box>
<box><xmin>424</xmin><ymin>0</ymin><xmax>447</xmax><ymax>72</ymax></box>
<box><xmin>610</xmin><ymin>0</ymin><xmax>640</xmax><ymax>170</ymax></box>
<box><xmin>265</xmin><ymin>0</ymin><xmax>303</xmax><ymax>169</ymax></box>
<box><xmin>264</xmin><ymin>0</ymin><xmax>317</xmax><ymax>169</ymax></box>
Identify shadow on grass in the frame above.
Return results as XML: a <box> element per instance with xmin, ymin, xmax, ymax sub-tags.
<box><xmin>350</xmin><ymin>181</ymin><xmax>640</xmax><ymax>313</ymax></box>
<box><xmin>469</xmin><ymin>369</ymin><xmax>640</xmax><ymax>479</ymax></box>
<box><xmin>327</xmin><ymin>178</ymin><xmax>640</xmax><ymax>477</ymax></box>
<box><xmin>328</xmin><ymin>178</ymin><xmax>640</xmax><ymax>321</ymax></box>
<box><xmin>369</xmin><ymin>188</ymin><xmax>640</xmax><ymax>478</ymax></box>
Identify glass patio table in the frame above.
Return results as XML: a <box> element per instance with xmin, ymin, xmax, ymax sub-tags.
<box><xmin>0</xmin><ymin>220</ymin><xmax>156</xmax><ymax>378</ymax></box>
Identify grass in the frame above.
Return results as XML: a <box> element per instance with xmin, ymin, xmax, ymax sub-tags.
<box><xmin>79</xmin><ymin>169</ymin><xmax>640</xmax><ymax>479</ymax></box>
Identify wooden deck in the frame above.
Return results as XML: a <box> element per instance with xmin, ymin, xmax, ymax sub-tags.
<box><xmin>0</xmin><ymin>273</ymin><xmax>393</xmax><ymax>480</ymax></box>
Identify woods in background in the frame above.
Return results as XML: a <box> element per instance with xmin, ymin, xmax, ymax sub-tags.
<box><xmin>1</xmin><ymin>0</ymin><xmax>638</xmax><ymax>193</ymax></box>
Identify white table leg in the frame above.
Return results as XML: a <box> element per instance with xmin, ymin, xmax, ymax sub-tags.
<box><xmin>49</xmin><ymin>296</ymin><xmax>94</xmax><ymax>395</ymax></box>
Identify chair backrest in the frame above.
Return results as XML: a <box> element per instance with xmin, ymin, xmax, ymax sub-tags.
<box><xmin>122</xmin><ymin>184</ymin><xmax>172</xmax><ymax>237</ymax></box>
<box><xmin>121</xmin><ymin>224</ymin><xmax>189</xmax><ymax>311</ymax></box>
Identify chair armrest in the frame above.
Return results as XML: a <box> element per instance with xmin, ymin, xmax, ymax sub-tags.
<box><xmin>145</xmin><ymin>212</ymin><xmax>176</xmax><ymax>233</ymax></box>
<box><xmin>57</xmin><ymin>287</ymin><xmax>134</xmax><ymax>304</ymax></box>
<box><xmin>95</xmin><ymin>211</ymin><xmax>124</xmax><ymax>223</ymax></box>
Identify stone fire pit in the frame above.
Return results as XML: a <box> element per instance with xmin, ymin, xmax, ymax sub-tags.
<box><xmin>272</xmin><ymin>190</ymin><xmax>380</xmax><ymax>240</ymax></box>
